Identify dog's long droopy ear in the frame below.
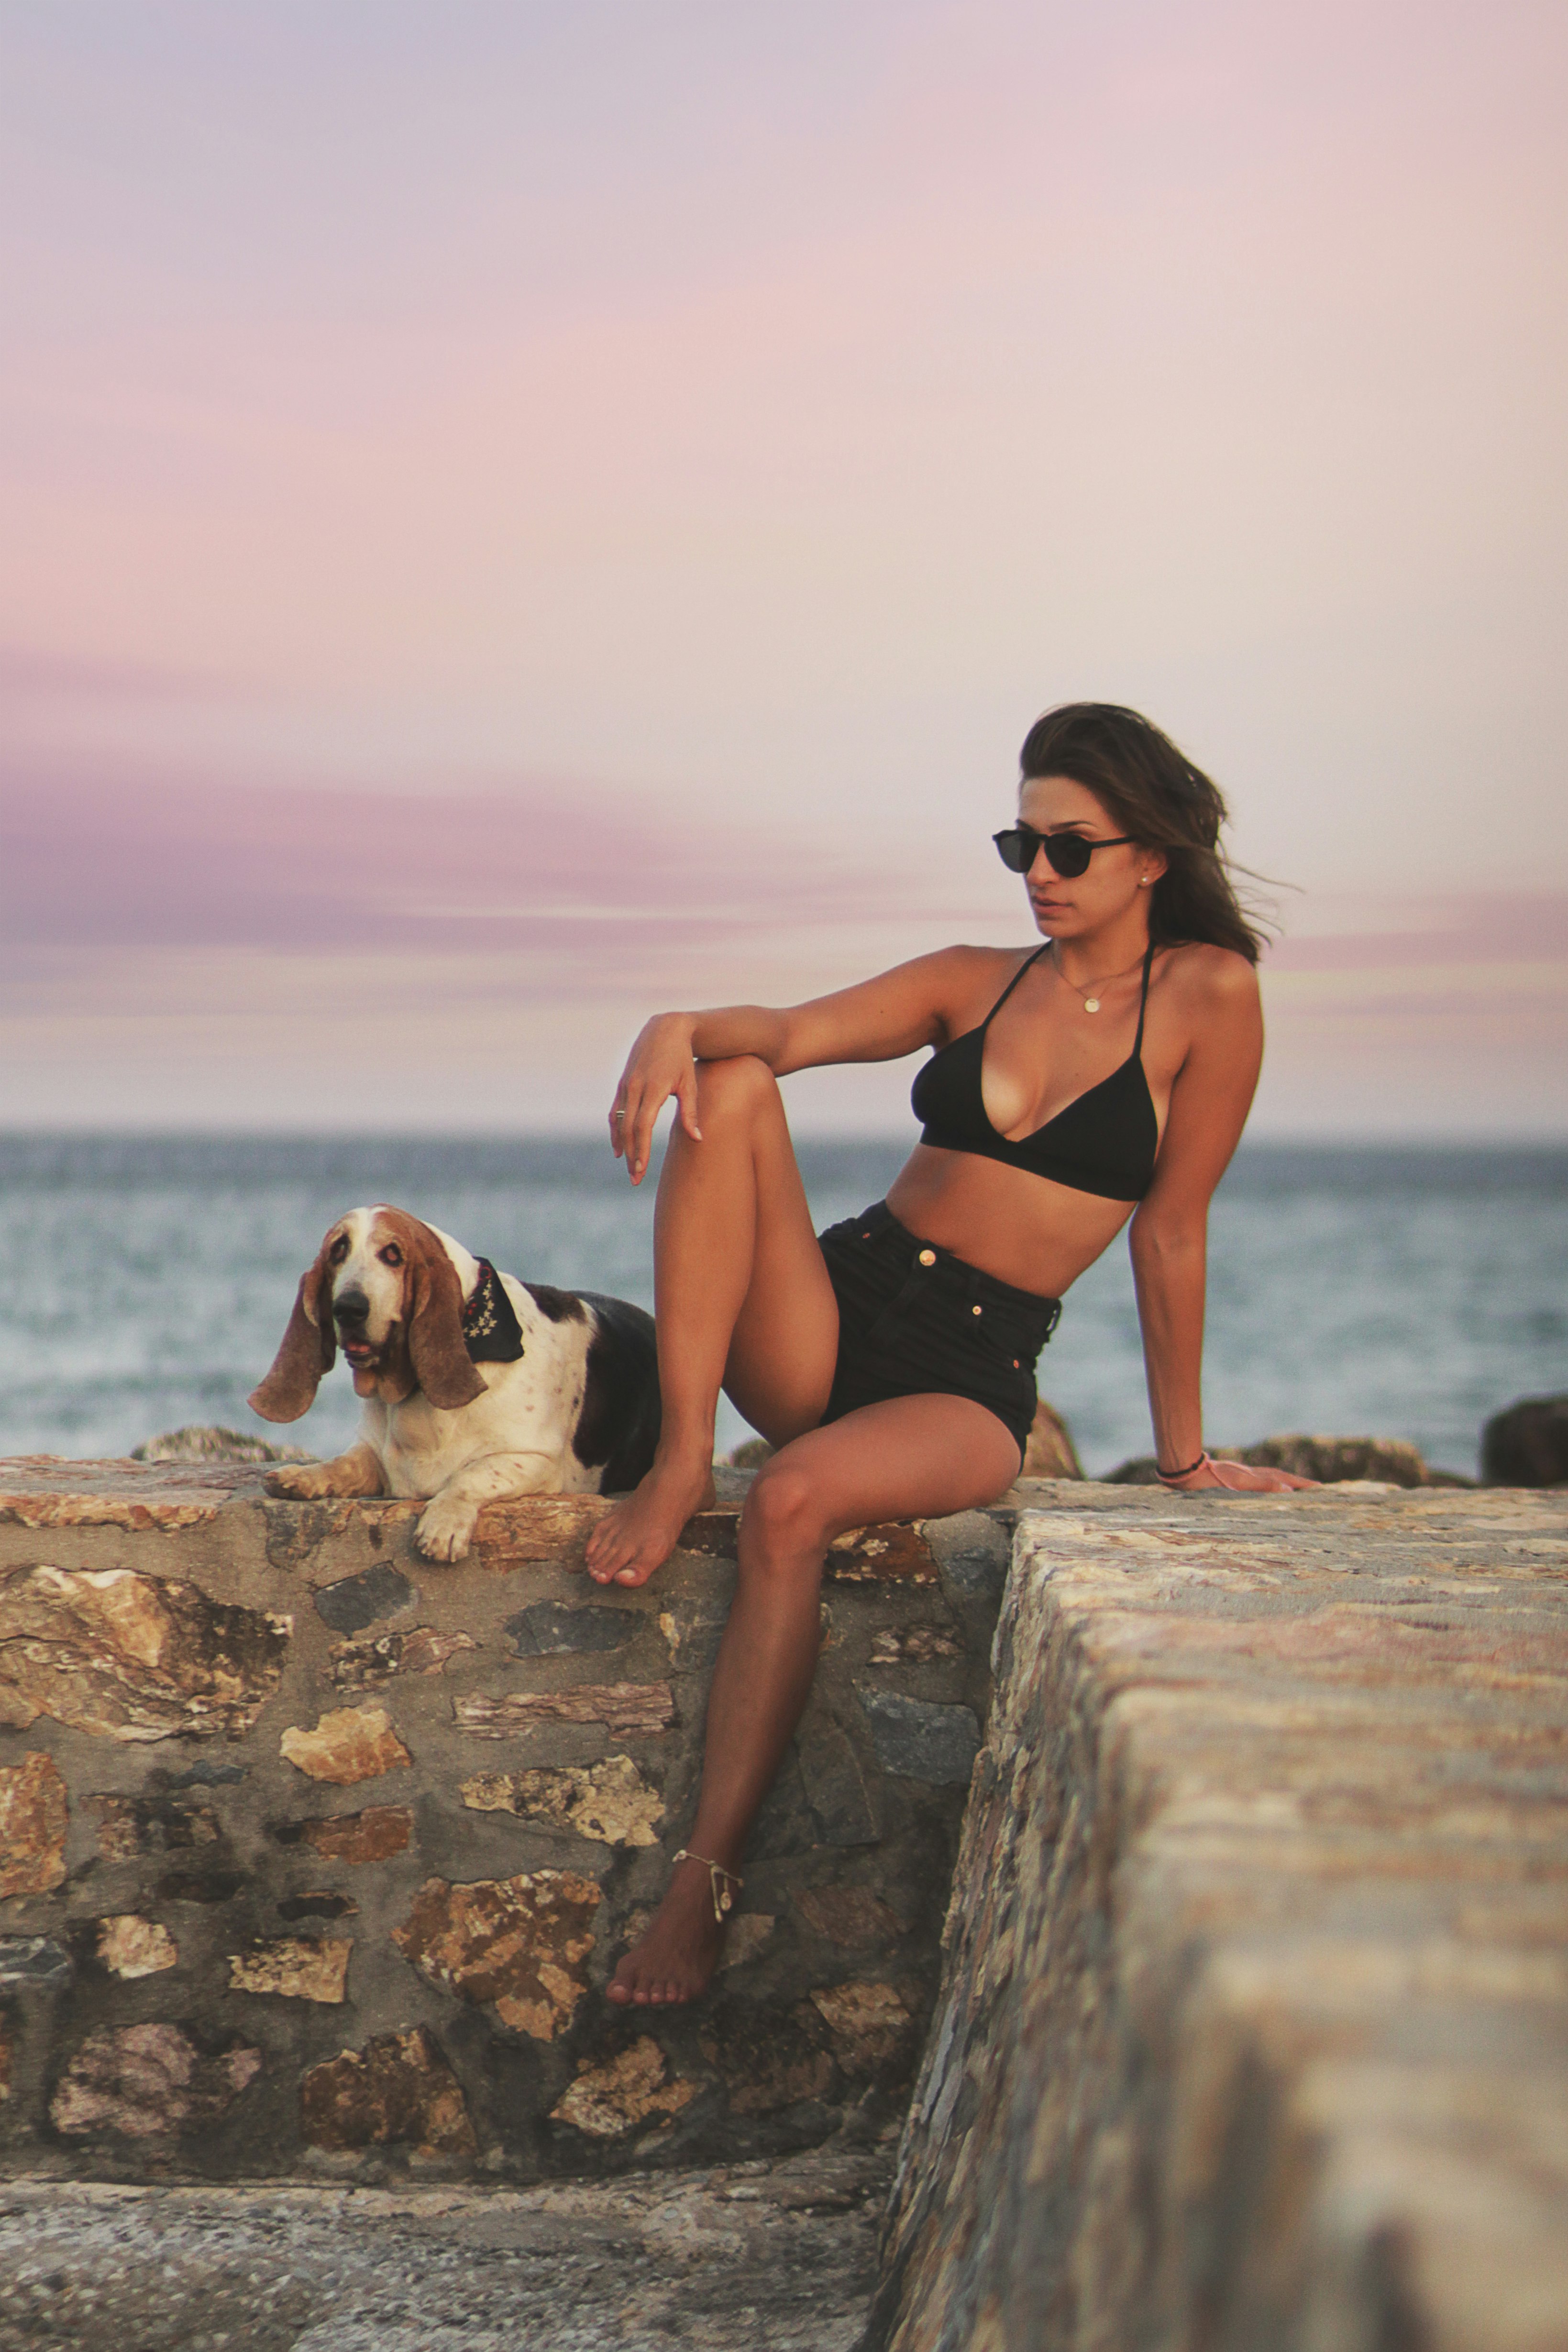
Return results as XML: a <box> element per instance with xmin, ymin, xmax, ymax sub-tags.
<box><xmin>405</xmin><ymin>1223</ymin><xmax>487</xmax><ymax>1411</ymax></box>
<box><xmin>249</xmin><ymin>1238</ymin><xmax>338</xmax><ymax>1422</ymax></box>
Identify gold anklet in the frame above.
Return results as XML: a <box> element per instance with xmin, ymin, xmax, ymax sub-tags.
<box><xmin>672</xmin><ymin>1848</ymin><xmax>743</xmax><ymax>1922</ymax></box>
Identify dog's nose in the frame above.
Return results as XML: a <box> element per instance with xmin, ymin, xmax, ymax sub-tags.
<box><xmin>334</xmin><ymin>1287</ymin><xmax>371</xmax><ymax>1327</ymax></box>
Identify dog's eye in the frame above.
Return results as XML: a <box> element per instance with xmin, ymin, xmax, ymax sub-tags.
<box><xmin>328</xmin><ymin>1237</ymin><xmax>350</xmax><ymax>1264</ymax></box>
<box><xmin>379</xmin><ymin>1245</ymin><xmax>403</xmax><ymax>1268</ymax></box>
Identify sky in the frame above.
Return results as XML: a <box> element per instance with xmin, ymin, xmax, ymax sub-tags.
<box><xmin>2</xmin><ymin>0</ymin><xmax>1565</xmax><ymax>1136</ymax></box>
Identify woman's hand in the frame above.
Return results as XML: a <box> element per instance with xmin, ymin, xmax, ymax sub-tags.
<box><xmin>609</xmin><ymin>1014</ymin><xmax>704</xmax><ymax>1185</ymax></box>
<box><xmin>1161</xmin><ymin>1453</ymin><xmax>1319</xmax><ymax>1493</ymax></box>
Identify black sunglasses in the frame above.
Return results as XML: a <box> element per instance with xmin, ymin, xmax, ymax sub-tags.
<box><xmin>993</xmin><ymin>825</ymin><xmax>1134</xmax><ymax>879</ymax></box>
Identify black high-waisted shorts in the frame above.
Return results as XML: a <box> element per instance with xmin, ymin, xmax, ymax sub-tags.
<box><xmin>816</xmin><ymin>1201</ymin><xmax>1061</xmax><ymax>1462</ymax></box>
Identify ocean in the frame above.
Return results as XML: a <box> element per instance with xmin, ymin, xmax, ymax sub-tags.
<box><xmin>0</xmin><ymin>1133</ymin><xmax>1562</xmax><ymax>1480</ymax></box>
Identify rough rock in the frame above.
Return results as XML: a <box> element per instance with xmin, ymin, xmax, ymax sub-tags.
<box><xmin>796</xmin><ymin>1888</ymin><xmax>902</xmax><ymax>1947</ymax></box>
<box><xmin>393</xmin><ymin>1870</ymin><xmax>602</xmax><ymax>2039</ymax></box>
<box><xmin>550</xmin><ymin>2036</ymin><xmax>697</xmax><ymax>2137</ymax></box>
<box><xmin>1021</xmin><ymin>1398</ymin><xmax>1083</xmax><ymax>1479</ymax></box>
<box><xmin>298</xmin><ymin>2025</ymin><xmax>477</xmax><ymax>2155</ymax></box>
<box><xmin>0</xmin><ymin>2137</ymin><xmax>896</xmax><ymax>2349</ymax></box>
<box><xmin>454</xmin><ymin>1683</ymin><xmax>674</xmax><ymax>1738</ymax></box>
<box><xmin>0</xmin><ymin>1749</ymin><xmax>68</xmax><ymax>1895</ymax></box>
<box><xmin>866</xmin><ymin>1626</ymin><xmax>962</xmax><ymax>1666</ymax></box>
<box><xmin>313</xmin><ymin>1563</ymin><xmax>418</xmax><ymax>1633</ymax></box>
<box><xmin>227</xmin><ymin>1935</ymin><xmax>351</xmax><ymax>2002</ymax></box>
<box><xmin>277</xmin><ymin>1890</ymin><xmax>357</xmax><ymax>1920</ymax></box>
<box><xmin>280</xmin><ymin>1704</ymin><xmax>411</xmax><ymax>1784</ymax></box>
<box><xmin>809</xmin><ymin>1982</ymin><xmax>916</xmax><ymax>2075</ymax></box>
<box><xmin>1483</xmin><ymin>1391</ymin><xmax>1568</xmax><ymax>1486</ymax></box>
<box><xmin>718</xmin><ymin>1914</ymin><xmax>777</xmax><ymax>1971</ymax></box>
<box><xmin>854</xmin><ymin>1689</ymin><xmax>981</xmax><ymax>1784</ymax></box>
<box><xmin>155</xmin><ymin>1867</ymin><xmax>243</xmax><ymax>1905</ymax></box>
<box><xmin>0</xmin><ymin>2023</ymin><xmax>11</xmax><ymax>2102</ymax></box>
<box><xmin>96</xmin><ymin>1915</ymin><xmax>178</xmax><ymax>1978</ymax></box>
<box><xmin>328</xmin><ymin>1624</ymin><xmax>475</xmax><ymax>1689</ymax></box>
<box><xmin>50</xmin><ymin>2023</ymin><xmax>261</xmax><ymax>2139</ymax></box>
<box><xmin>461</xmin><ymin>1755</ymin><xmax>663</xmax><ymax>1845</ymax></box>
<box><xmin>869</xmin><ymin>1489</ymin><xmax>1568</xmax><ymax>2352</ymax></box>
<box><xmin>0</xmin><ymin>1565</ymin><xmax>289</xmax><ymax>1740</ymax></box>
<box><xmin>286</xmin><ymin>1803</ymin><xmax>413</xmax><ymax>1863</ymax></box>
<box><xmin>93</xmin><ymin>1789</ymin><xmax>220</xmax><ymax>1858</ymax></box>
<box><xmin>701</xmin><ymin>1998</ymin><xmax>836</xmax><ymax>2116</ymax></box>
<box><xmin>131</xmin><ymin>1425</ymin><xmax>313</xmax><ymax>1465</ymax></box>
<box><xmin>0</xmin><ymin>1458</ymin><xmax>247</xmax><ymax>1531</ymax></box>
<box><xmin>679</xmin><ymin>1512</ymin><xmax>939</xmax><ymax>1584</ymax></box>
<box><xmin>507</xmin><ymin>1600</ymin><xmax>641</xmax><ymax>1655</ymax></box>
<box><xmin>1107</xmin><ymin>1432</ymin><xmax>1462</xmax><ymax>1486</ymax></box>
<box><xmin>797</xmin><ymin>1707</ymin><xmax>882</xmax><ymax>1846</ymax></box>
<box><xmin>0</xmin><ymin>1935</ymin><xmax>71</xmax><ymax>1988</ymax></box>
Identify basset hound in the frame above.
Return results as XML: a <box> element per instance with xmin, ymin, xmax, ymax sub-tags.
<box><xmin>249</xmin><ymin>1205</ymin><xmax>660</xmax><ymax>1561</ymax></box>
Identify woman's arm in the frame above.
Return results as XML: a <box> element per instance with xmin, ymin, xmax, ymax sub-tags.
<box><xmin>1129</xmin><ymin>951</ymin><xmax>1313</xmax><ymax>1493</ymax></box>
<box><xmin>609</xmin><ymin>950</ymin><xmax>981</xmax><ymax>1183</ymax></box>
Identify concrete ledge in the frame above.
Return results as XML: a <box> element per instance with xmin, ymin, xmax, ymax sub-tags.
<box><xmin>870</xmin><ymin>1484</ymin><xmax>1568</xmax><ymax>2351</ymax></box>
<box><xmin>0</xmin><ymin>1459</ymin><xmax>1011</xmax><ymax>2185</ymax></box>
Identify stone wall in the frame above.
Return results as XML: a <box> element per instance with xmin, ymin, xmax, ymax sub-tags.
<box><xmin>867</xmin><ymin>1481</ymin><xmax>1568</xmax><ymax>2352</ymax></box>
<box><xmin>0</xmin><ymin>1458</ymin><xmax>1010</xmax><ymax>2186</ymax></box>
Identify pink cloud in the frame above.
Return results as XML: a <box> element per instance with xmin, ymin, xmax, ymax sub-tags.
<box><xmin>0</xmin><ymin>765</ymin><xmax>924</xmax><ymax>973</ymax></box>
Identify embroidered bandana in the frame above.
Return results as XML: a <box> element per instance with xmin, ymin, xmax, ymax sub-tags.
<box><xmin>461</xmin><ymin>1259</ymin><xmax>525</xmax><ymax>1362</ymax></box>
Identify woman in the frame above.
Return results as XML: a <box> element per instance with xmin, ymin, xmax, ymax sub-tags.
<box><xmin>584</xmin><ymin>702</ymin><xmax>1311</xmax><ymax>2006</ymax></box>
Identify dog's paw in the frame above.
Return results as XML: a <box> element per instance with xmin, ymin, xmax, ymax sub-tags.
<box><xmin>265</xmin><ymin>1463</ymin><xmax>336</xmax><ymax>1500</ymax></box>
<box><xmin>415</xmin><ymin>1495</ymin><xmax>479</xmax><ymax>1562</ymax></box>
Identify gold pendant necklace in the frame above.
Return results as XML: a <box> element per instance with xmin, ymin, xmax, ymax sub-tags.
<box><xmin>1051</xmin><ymin>943</ymin><xmax>1146</xmax><ymax>1014</ymax></box>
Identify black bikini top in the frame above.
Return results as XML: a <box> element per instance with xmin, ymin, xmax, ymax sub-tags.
<box><xmin>910</xmin><ymin>941</ymin><xmax>1159</xmax><ymax>1202</ymax></box>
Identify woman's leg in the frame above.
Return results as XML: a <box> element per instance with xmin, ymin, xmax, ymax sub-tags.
<box><xmin>584</xmin><ymin>1054</ymin><xmax>841</xmax><ymax>1590</ymax></box>
<box><xmin>608</xmin><ymin>1390</ymin><xmax>1022</xmax><ymax>2004</ymax></box>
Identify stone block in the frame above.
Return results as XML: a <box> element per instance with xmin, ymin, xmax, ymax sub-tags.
<box><xmin>461</xmin><ymin>1756</ymin><xmax>663</xmax><ymax>1846</ymax></box>
<box><xmin>313</xmin><ymin>1562</ymin><xmax>417</xmax><ymax>1632</ymax></box>
<box><xmin>0</xmin><ymin>1565</ymin><xmax>288</xmax><ymax>1741</ymax></box>
<box><xmin>95</xmin><ymin>1916</ymin><xmax>178</xmax><ymax>1978</ymax></box>
<box><xmin>394</xmin><ymin>1870</ymin><xmax>601</xmax><ymax>2039</ymax></box>
<box><xmin>701</xmin><ymin>1997</ymin><xmax>836</xmax><ymax>2116</ymax></box>
<box><xmin>92</xmin><ymin>1790</ymin><xmax>221</xmax><ymax>1859</ymax></box>
<box><xmin>550</xmin><ymin>2036</ymin><xmax>697</xmax><ymax>2137</ymax></box>
<box><xmin>855</xmin><ymin>1690</ymin><xmax>981</xmax><ymax>1785</ymax></box>
<box><xmin>796</xmin><ymin>1888</ymin><xmax>902</xmax><ymax>1948</ymax></box>
<box><xmin>328</xmin><ymin>1625</ymin><xmax>475</xmax><ymax>1690</ymax></box>
<box><xmin>718</xmin><ymin>1915</ymin><xmax>777</xmax><ymax>1971</ymax></box>
<box><xmin>227</xmin><ymin>1936</ymin><xmax>351</xmax><ymax>2002</ymax></box>
<box><xmin>0</xmin><ymin>1751</ymin><xmax>67</xmax><ymax>1896</ymax></box>
<box><xmin>50</xmin><ymin>2023</ymin><xmax>261</xmax><ymax>2139</ymax></box>
<box><xmin>280</xmin><ymin>1705</ymin><xmax>411</xmax><ymax>1784</ymax></box>
<box><xmin>658</xmin><ymin>1598</ymin><xmax>729</xmax><ymax>1673</ymax></box>
<box><xmin>285</xmin><ymin>1805</ymin><xmax>412</xmax><ymax>1863</ymax></box>
<box><xmin>155</xmin><ymin>1869</ymin><xmax>243</xmax><ymax>1905</ymax></box>
<box><xmin>0</xmin><ymin>1936</ymin><xmax>71</xmax><ymax>1989</ymax></box>
<box><xmin>809</xmin><ymin>1981</ymin><xmax>917</xmax><ymax>2077</ymax></box>
<box><xmin>299</xmin><ymin>2025</ymin><xmax>476</xmax><ymax>2155</ymax></box>
<box><xmin>455</xmin><ymin>1684</ymin><xmax>674</xmax><ymax>1738</ymax></box>
<box><xmin>506</xmin><ymin>1601</ymin><xmax>641</xmax><ymax>1655</ymax></box>
<box><xmin>797</xmin><ymin>1711</ymin><xmax>882</xmax><ymax>1847</ymax></box>
<box><xmin>276</xmin><ymin>1892</ymin><xmax>357</xmax><ymax>1921</ymax></box>
<box><xmin>866</xmin><ymin>1627</ymin><xmax>962</xmax><ymax>1666</ymax></box>
<box><xmin>870</xmin><ymin>1490</ymin><xmax>1568</xmax><ymax>2352</ymax></box>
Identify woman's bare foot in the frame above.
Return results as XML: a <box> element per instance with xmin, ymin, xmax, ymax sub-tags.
<box><xmin>585</xmin><ymin>1452</ymin><xmax>717</xmax><ymax>1588</ymax></box>
<box><xmin>607</xmin><ymin>1857</ymin><xmax>729</xmax><ymax>2004</ymax></box>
